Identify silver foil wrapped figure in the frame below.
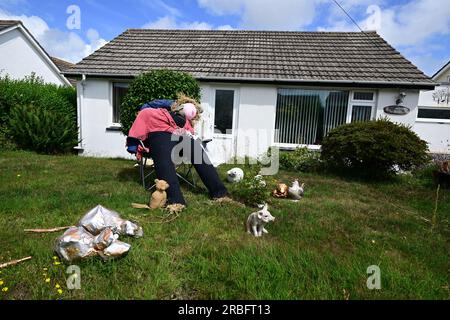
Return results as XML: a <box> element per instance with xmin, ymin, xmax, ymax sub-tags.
<box><xmin>55</xmin><ymin>227</ymin><xmax>98</xmax><ymax>262</ymax></box>
<box><xmin>55</xmin><ymin>205</ymin><xmax>143</xmax><ymax>263</ymax></box>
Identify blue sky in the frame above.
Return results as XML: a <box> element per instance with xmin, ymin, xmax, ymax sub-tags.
<box><xmin>1</xmin><ymin>0</ymin><xmax>449</xmax><ymax>76</ymax></box>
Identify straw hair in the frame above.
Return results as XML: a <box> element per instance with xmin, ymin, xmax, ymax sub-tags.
<box><xmin>171</xmin><ymin>93</ymin><xmax>203</xmax><ymax>126</ymax></box>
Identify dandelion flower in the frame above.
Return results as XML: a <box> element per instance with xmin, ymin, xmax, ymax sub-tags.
<box><xmin>53</xmin><ymin>261</ymin><xmax>61</xmax><ymax>266</ymax></box>
<box><xmin>17</xmin><ymin>174</ymin><xmax>21</xmax><ymax>177</ymax></box>
<box><xmin>2</xmin><ymin>287</ymin><xmax>8</xmax><ymax>292</ymax></box>
<box><xmin>43</xmin><ymin>268</ymin><xmax>48</xmax><ymax>271</ymax></box>
<box><xmin>0</xmin><ymin>280</ymin><xmax>3</xmax><ymax>286</ymax></box>
<box><xmin>52</xmin><ymin>256</ymin><xmax>58</xmax><ymax>260</ymax></box>
<box><xmin>55</xmin><ymin>284</ymin><xmax>61</xmax><ymax>289</ymax></box>
<box><xmin>45</xmin><ymin>278</ymin><xmax>50</xmax><ymax>283</ymax></box>
<box><xmin>57</xmin><ymin>289</ymin><xmax>63</xmax><ymax>294</ymax></box>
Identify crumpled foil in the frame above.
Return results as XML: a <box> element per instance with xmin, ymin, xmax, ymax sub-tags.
<box><xmin>78</xmin><ymin>205</ymin><xmax>143</xmax><ymax>238</ymax></box>
<box><xmin>78</xmin><ymin>205</ymin><xmax>125</xmax><ymax>235</ymax></box>
<box><xmin>55</xmin><ymin>205</ymin><xmax>143</xmax><ymax>263</ymax></box>
<box><xmin>55</xmin><ymin>227</ymin><xmax>98</xmax><ymax>262</ymax></box>
<box><xmin>98</xmin><ymin>241</ymin><xmax>131</xmax><ymax>261</ymax></box>
<box><xmin>93</xmin><ymin>227</ymin><xmax>117</xmax><ymax>251</ymax></box>
<box><xmin>120</xmin><ymin>220</ymin><xmax>144</xmax><ymax>238</ymax></box>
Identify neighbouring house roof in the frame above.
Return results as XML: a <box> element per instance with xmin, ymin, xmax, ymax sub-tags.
<box><xmin>64</xmin><ymin>29</ymin><xmax>435</xmax><ymax>89</ymax></box>
<box><xmin>432</xmin><ymin>59</ymin><xmax>450</xmax><ymax>81</ymax></box>
<box><xmin>0</xmin><ymin>20</ymin><xmax>20</xmax><ymax>32</ymax></box>
<box><xmin>50</xmin><ymin>57</ymin><xmax>77</xmax><ymax>86</ymax></box>
<box><xmin>0</xmin><ymin>19</ymin><xmax>71</xmax><ymax>86</ymax></box>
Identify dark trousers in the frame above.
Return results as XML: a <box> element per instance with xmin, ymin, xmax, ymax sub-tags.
<box><xmin>147</xmin><ymin>132</ymin><xmax>229</xmax><ymax>205</ymax></box>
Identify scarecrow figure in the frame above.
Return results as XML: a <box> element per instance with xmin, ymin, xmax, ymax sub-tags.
<box><xmin>127</xmin><ymin>95</ymin><xmax>230</xmax><ymax>208</ymax></box>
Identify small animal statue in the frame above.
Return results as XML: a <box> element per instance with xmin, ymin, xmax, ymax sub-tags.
<box><xmin>272</xmin><ymin>183</ymin><xmax>289</xmax><ymax>198</ymax></box>
<box><xmin>150</xmin><ymin>179</ymin><xmax>169</xmax><ymax>209</ymax></box>
<box><xmin>132</xmin><ymin>179</ymin><xmax>169</xmax><ymax>210</ymax></box>
<box><xmin>227</xmin><ymin>168</ymin><xmax>244</xmax><ymax>183</ymax></box>
<box><xmin>246</xmin><ymin>204</ymin><xmax>275</xmax><ymax>237</ymax></box>
<box><xmin>288</xmin><ymin>179</ymin><xmax>305</xmax><ymax>200</ymax></box>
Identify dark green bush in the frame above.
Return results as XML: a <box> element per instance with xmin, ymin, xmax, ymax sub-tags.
<box><xmin>0</xmin><ymin>74</ymin><xmax>77</xmax><ymax>151</ymax></box>
<box><xmin>120</xmin><ymin>69</ymin><xmax>201</xmax><ymax>134</ymax></box>
<box><xmin>321</xmin><ymin>118</ymin><xmax>430</xmax><ymax>178</ymax></box>
<box><xmin>9</xmin><ymin>104</ymin><xmax>78</xmax><ymax>154</ymax></box>
<box><xmin>279</xmin><ymin>147</ymin><xmax>322</xmax><ymax>172</ymax></box>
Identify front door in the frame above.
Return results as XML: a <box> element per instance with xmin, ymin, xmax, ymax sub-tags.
<box><xmin>209</xmin><ymin>88</ymin><xmax>239</xmax><ymax>165</ymax></box>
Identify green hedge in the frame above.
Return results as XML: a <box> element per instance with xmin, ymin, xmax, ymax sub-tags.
<box><xmin>321</xmin><ymin>118</ymin><xmax>430</xmax><ymax>178</ymax></box>
<box><xmin>120</xmin><ymin>69</ymin><xmax>201</xmax><ymax>134</ymax></box>
<box><xmin>0</xmin><ymin>74</ymin><xmax>77</xmax><ymax>153</ymax></box>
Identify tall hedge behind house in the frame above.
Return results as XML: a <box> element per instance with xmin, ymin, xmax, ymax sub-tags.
<box><xmin>120</xmin><ymin>69</ymin><xmax>201</xmax><ymax>134</ymax></box>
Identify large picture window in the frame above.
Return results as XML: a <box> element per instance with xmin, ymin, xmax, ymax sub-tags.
<box><xmin>275</xmin><ymin>89</ymin><xmax>350</xmax><ymax>145</ymax></box>
<box><xmin>112</xmin><ymin>82</ymin><xmax>129</xmax><ymax>124</ymax></box>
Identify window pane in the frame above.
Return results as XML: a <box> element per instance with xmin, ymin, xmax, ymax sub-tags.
<box><xmin>353</xmin><ymin>92</ymin><xmax>374</xmax><ymax>101</ymax></box>
<box><xmin>418</xmin><ymin>108</ymin><xmax>450</xmax><ymax>120</ymax></box>
<box><xmin>275</xmin><ymin>89</ymin><xmax>349</xmax><ymax>145</ymax></box>
<box><xmin>352</xmin><ymin>105</ymin><xmax>373</xmax><ymax>122</ymax></box>
<box><xmin>113</xmin><ymin>83</ymin><xmax>128</xmax><ymax>123</ymax></box>
<box><xmin>214</xmin><ymin>90</ymin><xmax>234</xmax><ymax>134</ymax></box>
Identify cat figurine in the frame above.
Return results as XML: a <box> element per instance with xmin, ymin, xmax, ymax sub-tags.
<box><xmin>288</xmin><ymin>179</ymin><xmax>305</xmax><ymax>201</ymax></box>
<box><xmin>246</xmin><ymin>203</ymin><xmax>275</xmax><ymax>237</ymax></box>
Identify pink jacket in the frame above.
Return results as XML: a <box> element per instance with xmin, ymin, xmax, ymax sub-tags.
<box><xmin>128</xmin><ymin>108</ymin><xmax>194</xmax><ymax>141</ymax></box>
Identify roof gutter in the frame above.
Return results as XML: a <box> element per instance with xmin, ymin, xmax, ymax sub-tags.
<box><xmin>63</xmin><ymin>72</ymin><xmax>437</xmax><ymax>90</ymax></box>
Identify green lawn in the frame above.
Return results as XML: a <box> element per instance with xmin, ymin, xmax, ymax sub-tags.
<box><xmin>0</xmin><ymin>150</ymin><xmax>448</xmax><ymax>300</ymax></box>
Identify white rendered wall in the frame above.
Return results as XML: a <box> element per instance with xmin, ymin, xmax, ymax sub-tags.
<box><xmin>375</xmin><ymin>89</ymin><xmax>420</xmax><ymax>127</ymax></box>
<box><xmin>0</xmin><ymin>28</ymin><xmax>66</xmax><ymax>86</ymax></box>
<box><xmin>77</xmin><ymin>79</ymin><xmax>133</xmax><ymax>159</ymax></box>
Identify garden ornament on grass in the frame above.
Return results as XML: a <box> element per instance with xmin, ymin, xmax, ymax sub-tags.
<box><xmin>246</xmin><ymin>203</ymin><xmax>275</xmax><ymax>237</ymax></box>
<box><xmin>132</xmin><ymin>179</ymin><xmax>170</xmax><ymax>210</ymax></box>
<box><xmin>272</xmin><ymin>183</ymin><xmax>289</xmax><ymax>198</ymax></box>
<box><xmin>288</xmin><ymin>179</ymin><xmax>305</xmax><ymax>201</ymax></box>
<box><xmin>227</xmin><ymin>167</ymin><xmax>244</xmax><ymax>183</ymax></box>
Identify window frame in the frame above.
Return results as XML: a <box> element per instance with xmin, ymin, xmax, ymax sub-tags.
<box><xmin>110</xmin><ymin>81</ymin><xmax>130</xmax><ymax>127</ymax></box>
<box><xmin>212</xmin><ymin>87</ymin><xmax>240</xmax><ymax>138</ymax></box>
<box><xmin>416</xmin><ymin>106</ymin><xmax>450</xmax><ymax>124</ymax></box>
<box><xmin>273</xmin><ymin>87</ymin><xmax>377</xmax><ymax>149</ymax></box>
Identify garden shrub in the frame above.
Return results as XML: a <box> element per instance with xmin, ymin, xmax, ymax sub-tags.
<box><xmin>120</xmin><ymin>69</ymin><xmax>201</xmax><ymax>134</ymax></box>
<box><xmin>321</xmin><ymin>118</ymin><xmax>430</xmax><ymax>178</ymax></box>
<box><xmin>279</xmin><ymin>147</ymin><xmax>322</xmax><ymax>172</ymax></box>
<box><xmin>9</xmin><ymin>104</ymin><xmax>78</xmax><ymax>154</ymax></box>
<box><xmin>0</xmin><ymin>74</ymin><xmax>77</xmax><ymax>151</ymax></box>
<box><xmin>228</xmin><ymin>164</ymin><xmax>274</xmax><ymax>206</ymax></box>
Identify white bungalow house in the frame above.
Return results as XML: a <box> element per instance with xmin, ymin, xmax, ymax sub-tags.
<box><xmin>0</xmin><ymin>20</ymin><xmax>72</xmax><ymax>86</ymax></box>
<box><xmin>415</xmin><ymin>60</ymin><xmax>450</xmax><ymax>155</ymax></box>
<box><xmin>63</xmin><ymin>29</ymin><xmax>438</xmax><ymax>164</ymax></box>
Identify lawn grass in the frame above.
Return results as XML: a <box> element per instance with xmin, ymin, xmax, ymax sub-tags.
<box><xmin>0</xmin><ymin>150</ymin><xmax>448</xmax><ymax>300</ymax></box>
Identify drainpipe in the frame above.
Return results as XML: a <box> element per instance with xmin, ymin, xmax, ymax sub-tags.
<box><xmin>75</xmin><ymin>74</ymin><xmax>86</xmax><ymax>151</ymax></box>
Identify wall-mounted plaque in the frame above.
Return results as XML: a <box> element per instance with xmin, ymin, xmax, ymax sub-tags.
<box><xmin>383</xmin><ymin>105</ymin><xmax>410</xmax><ymax>115</ymax></box>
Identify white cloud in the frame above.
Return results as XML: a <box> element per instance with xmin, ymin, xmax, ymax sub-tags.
<box><xmin>0</xmin><ymin>9</ymin><xmax>107</xmax><ymax>63</ymax></box>
<box><xmin>320</xmin><ymin>0</ymin><xmax>450</xmax><ymax>47</ymax></box>
<box><xmin>198</xmin><ymin>0</ymin><xmax>316</xmax><ymax>30</ymax></box>
<box><xmin>142</xmin><ymin>15</ymin><xmax>233</xmax><ymax>31</ymax></box>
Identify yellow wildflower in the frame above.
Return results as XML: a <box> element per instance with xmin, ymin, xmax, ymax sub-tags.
<box><xmin>52</xmin><ymin>256</ymin><xmax>58</xmax><ymax>260</ymax></box>
<box><xmin>57</xmin><ymin>289</ymin><xmax>63</xmax><ymax>294</ymax></box>
<box><xmin>55</xmin><ymin>284</ymin><xmax>61</xmax><ymax>289</ymax></box>
<box><xmin>43</xmin><ymin>268</ymin><xmax>48</xmax><ymax>271</ymax></box>
<box><xmin>2</xmin><ymin>287</ymin><xmax>8</xmax><ymax>292</ymax></box>
<box><xmin>45</xmin><ymin>278</ymin><xmax>50</xmax><ymax>283</ymax></box>
<box><xmin>0</xmin><ymin>280</ymin><xmax>3</xmax><ymax>286</ymax></box>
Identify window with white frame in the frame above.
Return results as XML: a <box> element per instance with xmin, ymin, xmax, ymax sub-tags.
<box><xmin>418</xmin><ymin>107</ymin><xmax>450</xmax><ymax>120</ymax></box>
<box><xmin>274</xmin><ymin>89</ymin><xmax>375</xmax><ymax>146</ymax></box>
<box><xmin>112</xmin><ymin>82</ymin><xmax>129</xmax><ymax>124</ymax></box>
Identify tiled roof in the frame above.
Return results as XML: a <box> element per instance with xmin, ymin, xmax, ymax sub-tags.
<box><xmin>50</xmin><ymin>56</ymin><xmax>76</xmax><ymax>72</ymax></box>
<box><xmin>0</xmin><ymin>20</ymin><xmax>21</xmax><ymax>32</ymax></box>
<box><xmin>65</xmin><ymin>29</ymin><xmax>434</xmax><ymax>87</ymax></box>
